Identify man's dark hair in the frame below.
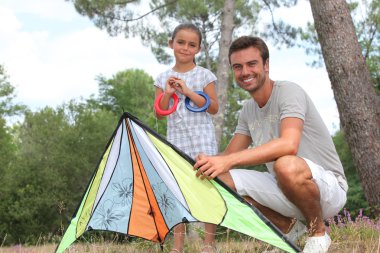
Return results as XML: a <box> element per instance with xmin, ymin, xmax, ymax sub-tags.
<box><xmin>228</xmin><ymin>36</ymin><xmax>269</xmax><ymax>64</ymax></box>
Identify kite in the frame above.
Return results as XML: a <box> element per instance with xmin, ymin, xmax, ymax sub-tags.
<box><xmin>55</xmin><ymin>112</ymin><xmax>301</xmax><ymax>253</ymax></box>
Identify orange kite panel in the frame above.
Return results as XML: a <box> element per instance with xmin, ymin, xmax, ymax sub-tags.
<box><xmin>126</xmin><ymin>120</ymin><xmax>169</xmax><ymax>242</ymax></box>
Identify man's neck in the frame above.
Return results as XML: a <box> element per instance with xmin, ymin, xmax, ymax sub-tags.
<box><xmin>251</xmin><ymin>79</ymin><xmax>274</xmax><ymax>108</ymax></box>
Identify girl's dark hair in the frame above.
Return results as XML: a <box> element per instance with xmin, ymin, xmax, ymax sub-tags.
<box><xmin>171</xmin><ymin>23</ymin><xmax>202</xmax><ymax>46</ymax></box>
<box><xmin>228</xmin><ymin>36</ymin><xmax>269</xmax><ymax>64</ymax></box>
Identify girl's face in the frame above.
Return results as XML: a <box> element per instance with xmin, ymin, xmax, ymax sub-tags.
<box><xmin>169</xmin><ymin>29</ymin><xmax>201</xmax><ymax>64</ymax></box>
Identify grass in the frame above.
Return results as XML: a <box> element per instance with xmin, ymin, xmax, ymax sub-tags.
<box><xmin>0</xmin><ymin>235</ymin><xmax>379</xmax><ymax>253</ymax></box>
<box><xmin>1</xmin><ymin>230</ymin><xmax>379</xmax><ymax>253</ymax></box>
<box><xmin>1</xmin><ymin>209</ymin><xmax>379</xmax><ymax>253</ymax></box>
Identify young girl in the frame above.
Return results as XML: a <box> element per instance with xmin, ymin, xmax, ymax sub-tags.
<box><xmin>153</xmin><ymin>23</ymin><xmax>219</xmax><ymax>253</ymax></box>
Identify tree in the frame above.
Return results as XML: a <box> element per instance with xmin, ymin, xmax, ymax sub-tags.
<box><xmin>66</xmin><ymin>0</ymin><xmax>261</xmax><ymax>148</ymax></box>
<box><xmin>0</xmin><ymin>65</ymin><xmax>18</xmax><ymax>175</ymax></box>
<box><xmin>0</xmin><ymin>64</ymin><xmax>25</xmax><ymax>185</ymax></box>
<box><xmin>91</xmin><ymin>68</ymin><xmax>167</xmax><ymax>135</ymax></box>
<box><xmin>213</xmin><ymin>0</ymin><xmax>235</xmax><ymax>148</ymax></box>
<box><xmin>220</xmin><ymin>81</ymin><xmax>249</xmax><ymax>150</ymax></box>
<box><xmin>352</xmin><ymin>0</ymin><xmax>379</xmax><ymax>95</ymax></box>
<box><xmin>0</xmin><ymin>117</ymin><xmax>17</xmax><ymax>240</ymax></box>
<box><xmin>332</xmin><ymin>130</ymin><xmax>369</xmax><ymax>215</ymax></box>
<box><xmin>309</xmin><ymin>0</ymin><xmax>380</xmax><ymax>206</ymax></box>
<box><xmin>0</xmin><ymin>102</ymin><xmax>117</xmax><ymax>244</ymax></box>
<box><xmin>0</xmin><ymin>65</ymin><xmax>26</xmax><ymax>117</ymax></box>
<box><xmin>2</xmin><ymin>107</ymin><xmax>73</xmax><ymax>243</ymax></box>
<box><xmin>299</xmin><ymin>0</ymin><xmax>379</xmax><ymax>93</ymax></box>
<box><xmin>0</xmin><ymin>65</ymin><xmax>25</xmax><ymax>241</ymax></box>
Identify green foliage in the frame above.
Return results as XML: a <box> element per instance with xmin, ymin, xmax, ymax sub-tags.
<box><xmin>0</xmin><ymin>118</ymin><xmax>16</xmax><ymax>174</ymax></box>
<box><xmin>220</xmin><ymin>81</ymin><xmax>250</xmax><ymax>151</ymax></box>
<box><xmin>326</xmin><ymin>208</ymin><xmax>380</xmax><ymax>252</ymax></box>
<box><xmin>366</xmin><ymin>54</ymin><xmax>380</xmax><ymax>95</ymax></box>
<box><xmin>0</xmin><ymin>102</ymin><xmax>117</xmax><ymax>245</ymax></box>
<box><xmin>0</xmin><ymin>65</ymin><xmax>26</xmax><ymax>117</ymax></box>
<box><xmin>332</xmin><ymin>130</ymin><xmax>369</xmax><ymax>215</ymax></box>
<box><xmin>0</xmin><ymin>118</ymin><xmax>17</xmax><ymax>238</ymax></box>
<box><xmin>142</xmin><ymin>0</ymin><xmax>221</xmax><ymax>64</ymax></box>
<box><xmin>299</xmin><ymin>0</ymin><xmax>380</xmax><ymax>92</ymax></box>
<box><xmin>0</xmin><ymin>65</ymin><xmax>26</xmax><ymax>241</ymax></box>
<box><xmin>69</xmin><ymin>0</ymin><xmax>142</xmax><ymax>37</ymax></box>
<box><xmin>141</xmin><ymin>0</ymin><xmax>260</xmax><ymax>65</ymax></box>
<box><xmin>0</xmin><ymin>67</ymin><xmax>170</xmax><ymax>245</ymax></box>
<box><xmin>91</xmin><ymin>68</ymin><xmax>166</xmax><ymax>136</ymax></box>
<box><xmin>68</xmin><ymin>0</ymin><xmax>260</xmax><ymax>66</ymax></box>
<box><xmin>258</xmin><ymin>0</ymin><xmax>301</xmax><ymax>48</ymax></box>
<box><xmin>355</xmin><ymin>0</ymin><xmax>380</xmax><ymax>94</ymax></box>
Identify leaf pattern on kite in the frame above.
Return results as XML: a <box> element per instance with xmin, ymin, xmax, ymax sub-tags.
<box><xmin>93</xmin><ymin>199</ymin><xmax>125</xmax><ymax>230</ymax></box>
<box><xmin>112</xmin><ymin>178</ymin><xmax>133</xmax><ymax>207</ymax></box>
<box><xmin>152</xmin><ymin>182</ymin><xmax>176</xmax><ymax>221</ymax></box>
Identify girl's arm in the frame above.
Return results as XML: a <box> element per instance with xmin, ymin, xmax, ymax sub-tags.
<box><xmin>172</xmin><ymin>78</ymin><xmax>218</xmax><ymax>115</ymax></box>
<box><xmin>203</xmin><ymin>82</ymin><xmax>218</xmax><ymax>114</ymax></box>
<box><xmin>178</xmin><ymin>81</ymin><xmax>218</xmax><ymax>114</ymax></box>
<box><xmin>154</xmin><ymin>77</ymin><xmax>179</xmax><ymax>119</ymax></box>
<box><xmin>154</xmin><ymin>87</ymin><xmax>173</xmax><ymax>119</ymax></box>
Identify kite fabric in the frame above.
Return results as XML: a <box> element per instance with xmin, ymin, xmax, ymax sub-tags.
<box><xmin>55</xmin><ymin>112</ymin><xmax>301</xmax><ymax>253</ymax></box>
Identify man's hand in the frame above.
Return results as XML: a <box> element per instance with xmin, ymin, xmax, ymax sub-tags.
<box><xmin>194</xmin><ymin>153</ymin><xmax>231</xmax><ymax>180</ymax></box>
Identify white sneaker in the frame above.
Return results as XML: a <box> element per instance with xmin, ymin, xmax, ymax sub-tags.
<box><xmin>285</xmin><ymin>220</ymin><xmax>307</xmax><ymax>243</ymax></box>
<box><xmin>303</xmin><ymin>233</ymin><xmax>331</xmax><ymax>253</ymax></box>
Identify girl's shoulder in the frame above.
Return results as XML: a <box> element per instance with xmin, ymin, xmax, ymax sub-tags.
<box><xmin>193</xmin><ymin>66</ymin><xmax>216</xmax><ymax>79</ymax></box>
<box><xmin>194</xmin><ymin>65</ymin><xmax>212</xmax><ymax>73</ymax></box>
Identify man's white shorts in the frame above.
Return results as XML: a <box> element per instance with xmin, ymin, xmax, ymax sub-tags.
<box><xmin>230</xmin><ymin>158</ymin><xmax>347</xmax><ymax>220</ymax></box>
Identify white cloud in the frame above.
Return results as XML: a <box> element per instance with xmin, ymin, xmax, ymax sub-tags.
<box><xmin>0</xmin><ymin>6</ymin><xmax>22</xmax><ymax>33</ymax></box>
<box><xmin>1</xmin><ymin>0</ymin><xmax>77</xmax><ymax>21</ymax></box>
<box><xmin>258</xmin><ymin>0</ymin><xmax>313</xmax><ymax>28</ymax></box>
<box><xmin>1</xmin><ymin>0</ymin><xmax>339</xmax><ymax>133</ymax></box>
<box><xmin>274</xmin><ymin>0</ymin><xmax>313</xmax><ymax>26</ymax></box>
<box><xmin>1</xmin><ymin>1</ymin><xmax>167</xmax><ymax>110</ymax></box>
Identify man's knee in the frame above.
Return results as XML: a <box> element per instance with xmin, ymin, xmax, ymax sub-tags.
<box><xmin>218</xmin><ymin>172</ymin><xmax>236</xmax><ymax>191</ymax></box>
<box><xmin>274</xmin><ymin>156</ymin><xmax>309</xmax><ymax>177</ymax></box>
<box><xmin>274</xmin><ymin>156</ymin><xmax>296</xmax><ymax>181</ymax></box>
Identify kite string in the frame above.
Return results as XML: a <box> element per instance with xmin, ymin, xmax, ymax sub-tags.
<box><xmin>153</xmin><ymin>104</ymin><xmax>160</xmax><ymax>135</ymax></box>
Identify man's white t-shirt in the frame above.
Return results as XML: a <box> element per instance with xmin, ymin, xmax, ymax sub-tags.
<box><xmin>235</xmin><ymin>81</ymin><xmax>348</xmax><ymax>191</ymax></box>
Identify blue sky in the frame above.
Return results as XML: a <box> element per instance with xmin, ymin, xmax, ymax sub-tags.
<box><xmin>0</xmin><ymin>0</ymin><xmax>340</xmax><ymax>133</ymax></box>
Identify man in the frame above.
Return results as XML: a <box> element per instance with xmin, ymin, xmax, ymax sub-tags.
<box><xmin>194</xmin><ymin>36</ymin><xmax>347</xmax><ymax>253</ymax></box>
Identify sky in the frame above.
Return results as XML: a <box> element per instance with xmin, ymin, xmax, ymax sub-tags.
<box><xmin>0</xmin><ymin>0</ymin><xmax>340</xmax><ymax>133</ymax></box>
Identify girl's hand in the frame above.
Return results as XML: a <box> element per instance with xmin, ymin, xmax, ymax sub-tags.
<box><xmin>168</xmin><ymin>77</ymin><xmax>191</xmax><ymax>96</ymax></box>
<box><xmin>165</xmin><ymin>77</ymin><xmax>177</xmax><ymax>95</ymax></box>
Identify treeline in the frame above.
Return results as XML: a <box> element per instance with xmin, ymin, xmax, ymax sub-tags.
<box><xmin>0</xmin><ymin>66</ymin><xmax>367</xmax><ymax>245</ymax></box>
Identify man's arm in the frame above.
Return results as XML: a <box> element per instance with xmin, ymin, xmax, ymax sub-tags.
<box><xmin>222</xmin><ymin>133</ymin><xmax>252</xmax><ymax>155</ymax></box>
<box><xmin>194</xmin><ymin>117</ymin><xmax>304</xmax><ymax>179</ymax></box>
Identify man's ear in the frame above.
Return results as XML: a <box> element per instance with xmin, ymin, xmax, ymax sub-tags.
<box><xmin>265</xmin><ymin>59</ymin><xmax>269</xmax><ymax>72</ymax></box>
<box><xmin>169</xmin><ymin>39</ymin><xmax>173</xmax><ymax>49</ymax></box>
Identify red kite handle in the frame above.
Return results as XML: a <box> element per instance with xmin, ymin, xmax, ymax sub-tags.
<box><xmin>154</xmin><ymin>93</ymin><xmax>179</xmax><ymax>116</ymax></box>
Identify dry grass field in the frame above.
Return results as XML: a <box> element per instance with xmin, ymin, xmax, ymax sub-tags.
<box><xmin>0</xmin><ymin>234</ymin><xmax>379</xmax><ymax>253</ymax></box>
<box><xmin>1</xmin><ymin>210</ymin><xmax>379</xmax><ymax>253</ymax></box>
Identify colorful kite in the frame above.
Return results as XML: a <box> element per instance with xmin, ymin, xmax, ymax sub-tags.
<box><xmin>55</xmin><ymin>112</ymin><xmax>301</xmax><ymax>253</ymax></box>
